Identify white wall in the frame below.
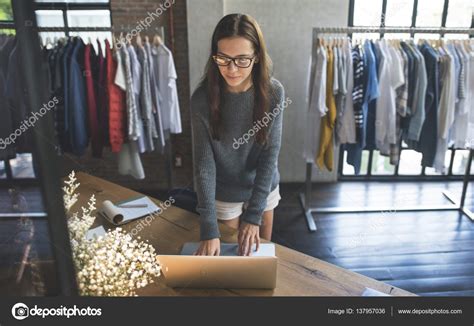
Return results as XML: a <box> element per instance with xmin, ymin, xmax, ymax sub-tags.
<box><xmin>187</xmin><ymin>0</ymin><xmax>349</xmax><ymax>182</ymax></box>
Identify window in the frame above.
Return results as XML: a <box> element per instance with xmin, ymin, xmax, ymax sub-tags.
<box><xmin>416</xmin><ymin>0</ymin><xmax>444</xmax><ymax>27</ymax></box>
<box><xmin>0</xmin><ymin>160</ymin><xmax>5</xmax><ymax>179</ymax></box>
<box><xmin>0</xmin><ymin>0</ymin><xmax>12</xmax><ymax>20</ymax></box>
<box><xmin>34</xmin><ymin>0</ymin><xmax>112</xmax><ymax>43</ymax></box>
<box><xmin>353</xmin><ymin>0</ymin><xmax>382</xmax><ymax>26</ymax></box>
<box><xmin>341</xmin><ymin>0</ymin><xmax>473</xmax><ymax>179</ymax></box>
<box><xmin>445</xmin><ymin>0</ymin><xmax>472</xmax><ymax>27</ymax></box>
<box><xmin>385</xmin><ymin>0</ymin><xmax>413</xmax><ymax>27</ymax></box>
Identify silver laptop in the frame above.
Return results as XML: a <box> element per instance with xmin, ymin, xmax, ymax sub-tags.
<box><xmin>157</xmin><ymin>243</ymin><xmax>278</xmax><ymax>289</ymax></box>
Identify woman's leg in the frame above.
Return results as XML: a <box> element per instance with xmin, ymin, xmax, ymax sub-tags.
<box><xmin>220</xmin><ymin>209</ymin><xmax>273</xmax><ymax>239</ymax></box>
<box><xmin>259</xmin><ymin>209</ymin><xmax>274</xmax><ymax>241</ymax></box>
<box><xmin>219</xmin><ymin>216</ymin><xmax>240</xmax><ymax>230</ymax></box>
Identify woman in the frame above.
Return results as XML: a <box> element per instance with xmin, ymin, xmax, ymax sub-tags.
<box><xmin>191</xmin><ymin>13</ymin><xmax>286</xmax><ymax>256</ymax></box>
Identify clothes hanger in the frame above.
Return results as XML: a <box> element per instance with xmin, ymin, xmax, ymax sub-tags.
<box><xmin>153</xmin><ymin>34</ymin><xmax>162</xmax><ymax>46</ymax></box>
<box><xmin>136</xmin><ymin>32</ymin><xmax>143</xmax><ymax>47</ymax></box>
<box><xmin>320</xmin><ymin>37</ymin><xmax>325</xmax><ymax>47</ymax></box>
<box><xmin>45</xmin><ymin>35</ymin><xmax>55</xmax><ymax>49</ymax></box>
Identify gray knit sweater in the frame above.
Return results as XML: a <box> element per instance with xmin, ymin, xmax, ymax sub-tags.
<box><xmin>191</xmin><ymin>78</ymin><xmax>285</xmax><ymax>240</ymax></box>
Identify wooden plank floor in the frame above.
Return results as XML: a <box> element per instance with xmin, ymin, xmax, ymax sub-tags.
<box><xmin>272</xmin><ymin>181</ymin><xmax>474</xmax><ymax>297</ymax></box>
<box><xmin>1</xmin><ymin>181</ymin><xmax>473</xmax><ymax>296</ymax></box>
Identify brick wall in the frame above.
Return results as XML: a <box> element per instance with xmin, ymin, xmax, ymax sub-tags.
<box><xmin>60</xmin><ymin>0</ymin><xmax>193</xmax><ymax>193</ymax></box>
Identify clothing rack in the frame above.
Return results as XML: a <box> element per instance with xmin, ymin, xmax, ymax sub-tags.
<box><xmin>36</xmin><ymin>24</ymin><xmax>173</xmax><ymax>189</ymax></box>
<box><xmin>2</xmin><ymin>23</ymin><xmax>173</xmax><ymax>190</ymax></box>
<box><xmin>299</xmin><ymin>26</ymin><xmax>474</xmax><ymax>232</ymax></box>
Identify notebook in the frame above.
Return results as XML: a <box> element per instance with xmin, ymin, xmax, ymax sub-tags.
<box><xmin>361</xmin><ymin>287</ymin><xmax>392</xmax><ymax>296</ymax></box>
<box><xmin>98</xmin><ymin>196</ymin><xmax>161</xmax><ymax>225</ymax></box>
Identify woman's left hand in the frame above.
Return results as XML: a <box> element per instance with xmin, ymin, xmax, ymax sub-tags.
<box><xmin>238</xmin><ymin>221</ymin><xmax>260</xmax><ymax>256</ymax></box>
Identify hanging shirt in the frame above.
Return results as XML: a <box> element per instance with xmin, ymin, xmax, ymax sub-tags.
<box><xmin>309</xmin><ymin>43</ymin><xmax>328</xmax><ymax>116</ymax></box>
<box><xmin>467</xmin><ymin>41</ymin><xmax>474</xmax><ymax>148</ymax></box>
<box><xmin>68</xmin><ymin>38</ymin><xmax>88</xmax><ymax>156</ymax></box>
<box><xmin>337</xmin><ymin>39</ymin><xmax>356</xmax><ymax>144</ymax></box>
<box><xmin>416</xmin><ymin>42</ymin><xmax>440</xmax><ymax>167</ymax></box>
<box><xmin>316</xmin><ymin>46</ymin><xmax>336</xmax><ymax>171</ymax></box>
<box><xmin>396</xmin><ymin>45</ymin><xmax>409</xmax><ymax>118</ymax></box>
<box><xmin>335</xmin><ymin>44</ymin><xmax>348</xmax><ymax>144</ymax></box>
<box><xmin>151</xmin><ymin>43</ymin><xmax>182</xmax><ymax>134</ymax></box>
<box><xmin>117</xmin><ymin>43</ymin><xmax>140</xmax><ymax>141</ymax></box>
<box><xmin>451</xmin><ymin>43</ymin><xmax>470</xmax><ymax>148</ymax></box>
<box><xmin>105</xmin><ymin>40</ymin><xmax>126</xmax><ymax>153</ymax></box>
<box><xmin>447</xmin><ymin>43</ymin><xmax>461</xmax><ymax>105</ymax></box>
<box><xmin>363</xmin><ymin>40</ymin><xmax>380</xmax><ymax>148</ymax></box>
<box><xmin>375</xmin><ymin>40</ymin><xmax>404</xmax><ymax>155</ymax></box>
<box><xmin>115</xmin><ymin>42</ymin><xmax>145</xmax><ymax>180</ymax></box>
<box><xmin>406</xmin><ymin>43</ymin><xmax>427</xmax><ymax>142</ymax></box>
<box><xmin>345</xmin><ymin>44</ymin><xmax>367</xmax><ymax>174</ymax></box>
<box><xmin>400</xmin><ymin>42</ymin><xmax>416</xmax><ymax>117</ymax></box>
<box><xmin>118</xmin><ymin>142</ymin><xmax>145</xmax><ymax>180</ymax></box>
<box><xmin>389</xmin><ymin>44</ymin><xmax>408</xmax><ymax>165</ymax></box>
<box><xmin>60</xmin><ymin>40</ymin><xmax>74</xmax><ymax>152</ymax></box>
<box><xmin>351</xmin><ymin>44</ymin><xmax>365</xmax><ymax>143</ymax></box>
<box><xmin>333</xmin><ymin>46</ymin><xmax>339</xmax><ymax>96</ymax></box>
<box><xmin>84</xmin><ymin>43</ymin><xmax>101</xmax><ymax>157</ymax></box>
<box><xmin>346</xmin><ymin>40</ymin><xmax>378</xmax><ymax>174</ymax></box>
<box><xmin>137</xmin><ymin>44</ymin><xmax>158</xmax><ymax>152</ymax></box>
<box><xmin>145</xmin><ymin>41</ymin><xmax>166</xmax><ymax>154</ymax></box>
<box><xmin>97</xmin><ymin>40</ymin><xmax>109</xmax><ymax>149</ymax></box>
<box><xmin>304</xmin><ymin>42</ymin><xmax>326</xmax><ymax>163</ymax></box>
<box><xmin>433</xmin><ymin>47</ymin><xmax>456</xmax><ymax>173</ymax></box>
<box><xmin>127</xmin><ymin>44</ymin><xmax>146</xmax><ymax>153</ymax></box>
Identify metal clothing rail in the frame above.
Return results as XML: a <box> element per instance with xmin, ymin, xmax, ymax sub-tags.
<box><xmin>299</xmin><ymin>26</ymin><xmax>474</xmax><ymax>232</ymax></box>
<box><xmin>306</xmin><ymin>26</ymin><xmax>474</xmax><ymax>35</ymax></box>
<box><xmin>0</xmin><ymin>21</ymin><xmax>15</xmax><ymax>29</ymax></box>
<box><xmin>36</xmin><ymin>25</ymin><xmax>166</xmax><ymax>32</ymax></box>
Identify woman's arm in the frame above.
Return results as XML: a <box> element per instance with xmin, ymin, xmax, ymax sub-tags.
<box><xmin>191</xmin><ymin>108</ymin><xmax>220</xmax><ymax>241</ymax></box>
<box><xmin>241</xmin><ymin>82</ymin><xmax>285</xmax><ymax>226</ymax></box>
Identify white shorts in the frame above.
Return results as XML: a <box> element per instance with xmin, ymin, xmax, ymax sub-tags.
<box><xmin>215</xmin><ymin>185</ymin><xmax>281</xmax><ymax>220</ymax></box>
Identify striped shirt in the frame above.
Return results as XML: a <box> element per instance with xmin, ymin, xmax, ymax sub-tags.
<box><xmin>352</xmin><ymin>45</ymin><xmax>365</xmax><ymax>143</ymax></box>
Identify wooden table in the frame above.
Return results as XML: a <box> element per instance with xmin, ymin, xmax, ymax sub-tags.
<box><xmin>73</xmin><ymin>172</ymin><xmax>415</xmax><ymax>296</ymax></box>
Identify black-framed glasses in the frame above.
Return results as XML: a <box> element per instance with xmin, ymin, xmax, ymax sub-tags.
<box><xmin>212</xmin><ymin>54</ymin><xmax>256</xmax><ymax>68</ymax></box>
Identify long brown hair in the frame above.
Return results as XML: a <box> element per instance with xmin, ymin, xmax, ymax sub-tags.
<box><xmin>200</xmin><ymin>13</ymin><xmax>273</xmax><ymax>145</ymax></box>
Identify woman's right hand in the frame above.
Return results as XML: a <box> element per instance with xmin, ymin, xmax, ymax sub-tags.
<box><xmin>193</xmin><ymin>238</ymin><xmax>221</xmax><ymax>256</ymax></box>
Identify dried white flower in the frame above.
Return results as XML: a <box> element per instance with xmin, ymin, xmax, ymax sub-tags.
<box><xmin>64</xmin><ymin>171</ymin><xmax>161</xmax><ymax>296</ymax></box>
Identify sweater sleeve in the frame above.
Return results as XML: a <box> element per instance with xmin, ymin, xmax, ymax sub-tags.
<box><xmin>191</xmin><ymin>101</ymin><xmax>220</xmax><ymax>240</ymax></box>
<box><xmin>241</xmin><ymin>82</ymin><xmax>285</xmax><ymax>226</ymax></box>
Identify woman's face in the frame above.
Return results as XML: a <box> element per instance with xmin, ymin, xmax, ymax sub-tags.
<box><xmin>216</xmin><ymin>36</ymin><xmax>257</xmax><ymax>92</ymax></box>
